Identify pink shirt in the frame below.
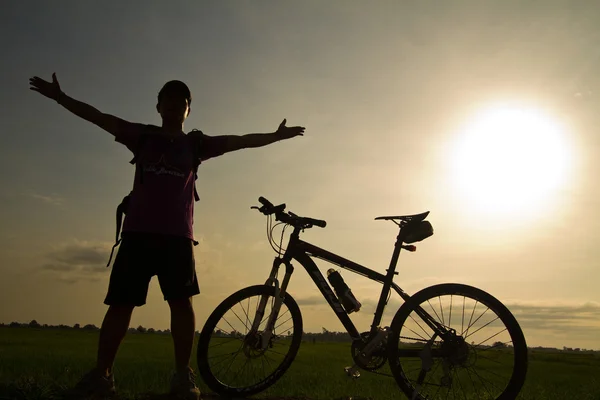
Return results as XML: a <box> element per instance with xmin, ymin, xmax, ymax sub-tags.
<box><xmin>115</xmin><ymin>125</ymin><xmax>227</xmax><ymax>240</ymax></box>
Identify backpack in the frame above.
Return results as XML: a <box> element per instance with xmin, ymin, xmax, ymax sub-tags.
<box><xmin>106</xmin><ymin>130</ymin><xmax>203</xmax><ymax>267</ymax></box>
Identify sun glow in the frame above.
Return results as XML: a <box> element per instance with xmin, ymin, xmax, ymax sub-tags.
<box><xmin>449</xmin><ymin>104</ymin><xmax>572</xmax><ymax>219</ymax></box>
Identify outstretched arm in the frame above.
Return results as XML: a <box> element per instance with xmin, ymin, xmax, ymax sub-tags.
<box><xmin>220</xmin><ymin>119</ymin><xmax>304</xmax><ymax>153</ymax></box>
<box><xmin>29</xmin><ymin>73</ymin><xmax>137</xmax><ymax>137</ymax></box>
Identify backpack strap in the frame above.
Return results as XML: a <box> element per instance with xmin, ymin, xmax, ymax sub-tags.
<box><xmin>190</xmin><ymin>129</ymin><xmax>203</xmax><ymax>246</ymax></box>
<box><xmin>107</xmin><ymin>135</ymin><xmax>150</xmax><ymax>267</ymax></box>
<box><xmin>190</xmin><ymin>129</ymin><xmax>203</xmax><ymax>202</ymax></box>
<box><xmin>106</xmin><ymin>193</ymin><xmax>132</xmax><ymax>267</ymax></box>
<box><xmin>129</xmin><ymin>133</ymin><xmax>149</xmax><ymax>184</ymax></box>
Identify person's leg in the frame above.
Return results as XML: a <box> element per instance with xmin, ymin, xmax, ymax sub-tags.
<box><xmin>157</xmin><ymin>235</ymin><xmax>201</xmax><ymax>398</ymax></box>
<box><xmin>69</xmin><ymin>234</ymin><xmax>153</xmax><ymax>398</ymax></box>
<box><xmin>96</xmin><ymin>304</ymin><xmax>136</xmax><ymax>376</ymax></box>
<box><xmin>98</xmin><ymin>232</ymin><xmax>153</xmax><ymax>373</ymax></box>
<box><xmin>168</xmin><ymin>297</ymin><xmax>196</xmax><ymax>371</ymax></box>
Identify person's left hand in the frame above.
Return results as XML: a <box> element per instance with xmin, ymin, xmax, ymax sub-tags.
<box><xmin>275</xmin><ymin>119</ymin><xmax>305</xmax><ymax>139</ymax></box>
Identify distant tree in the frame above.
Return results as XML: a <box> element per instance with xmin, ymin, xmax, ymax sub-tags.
<box><xmin>29</xmin><ymin>320</ymin><xmax>41</xmax><ymax>328</ymax></box>
<box><xmin>493</xmin><ymin>341</ymin><xmax>507</xmax><ymax>349</ymax></box>
<box><xmin>156</xmin><ymin>329</ymin><xmax>163</xmax><ymax>334</ymax></box>
<box><xmin>147</xmin><ymin>328</ymin><xmax>155</xmax><ymax>334</ymax></box>
<box><xmin>128</xmin><ymin>327</ymin><xmax>137</xmax><ymax>334</ymax></box>
<box><xmin>83</xmin><ymin>324</ymin><xmax>98</xmax><ymax>330</ymax></box>
<box><xmin>0</xmin><ymin>323</ymin><xmax>5</xmax><ymax>327</ymax></box>
<box><xmin>137</xmin><ymin>325</ymin><xmax>147</xmax><ymax>333</ymax></box>
<box><xmin>73</xmin><ymin>323</ymin><xmax>80</xmax><ymax>329</ymax></box>
<box><xmin>9</xmin><ymin>322</ymin><xmax>21</xmax><ymax>327</ymax></box>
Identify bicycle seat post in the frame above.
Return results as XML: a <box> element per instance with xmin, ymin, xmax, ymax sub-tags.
<box><xmin>385</xmin><ymin>228</ymin><xmax>404</xmax><ymax>276</ymax></box>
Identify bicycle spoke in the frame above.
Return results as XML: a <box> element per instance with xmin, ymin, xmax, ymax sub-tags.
<box><xmin>465</xmin><ymin>365</ymin><xmax>483</xmax><ymax>400</ymax></box>
<box><xmin>409</xmin><ymin>314</ymin><xmax>431</xmax><ymax>339</ymax></box>
<box><xmin>461</xmin><ymin>297</ymin><xmax>465</xmax><ymax>336</ymax></box>
<box><xmin>451</xmin><ymin>368</ymin><xmax>459</xmax><ymax>400</ymax></box>
<box><xmin>208</xmin><ymin>337</ymin><xmax>239</xmax><ymax>349</ymax></box>
<box><xmin>464</xmin><ymin>307</ymin><xmax>490</xmax><ymax>338</ymax></box>
<box><xmin>208</xmin><ymin>351</ymin><xmax>238</xmax><ymax>365</ymax></box>
<box><xmin>454</xmin><ymin>368</ymin><xmax>467</xmax><ymax>400</ymax></box>
<box><xmin>273</xmin><ymin>312</ymin><xmax>293</xmax><ymax>332</ymax></box>
<box><xmin>427</xmin><ymin>299</ymin><xmax>444</xmax><ymax>325</ymax></box>
<box><xmin>439</xmin><ymin>296</ymin><xmax>445</xmax><ymax>326</ymax></box>
<box><xmin>474</xmin><ymin>328</ymin><xmax>507</xmax><ymax>347</ymax></box>
<box><xmin>449</xmin><ymin>295</ymin><xmax>453</xmax><ymax>330</ymax></box>
<box><xmin>470</xmin><ymin>366</ymin><xmax>502</xmax><ymax>395</ymax></box>
<box><xmin>218</xmin><ymin>317</ymin><xmax>242</xmax><ymax>338</ymax></box>
<box><xmin>217</xmin><ymin>342</ymin><xmax>244</xmax><ymax>377</ymax></box>
<box><xmin>406</xmin><ymin>324</ymin><xmax>428</xmax><ymax>342</ymax></box>
<box><xmin>231</xmin><ymin>356</ymin><xmax>251</xmax><ymax>385</ymax></box>
<box><xmin>464</xmin><ymin>314</ymin><xmax>497</xmax><ymax>340</ymax></box>
<box><xmin>244</xmin><ymin>297</ymin><xmax>251</xmax><ymax>332</ymax></box>
<box><xmin>230</xmin><ymin>306</ymin><xmax>251</xmax><ymax>333</ymax></box>
<box><xmin>475</xmin><ymin>340</ymin><xmax>513</xmax><ymax>352</ymax></box>
<box><xmin>463</xmin><ymin>300</ymin><xmax>479</xmax><ymax>336</ymax></box>
<box><xmin>266</xmin><ymin>348</ymin><xmax>289</xmax><ymax>357</ymax></box>
<box><xmin>475</xmin><ymin>364</ymin><xmax>509</xmax><ymax>381</ymax></box>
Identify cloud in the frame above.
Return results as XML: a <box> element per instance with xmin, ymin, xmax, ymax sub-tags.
<box><xmin>295</xmin><ymin>296</ymin><xmax>323</xmax><ymax>306</ymax></box>
<box><xmin>30</xmin><ymin>192</ymin><xmax>65</xmax><ymax>206</ymax></box>
<box><xmin>505</xmin><ymin>301</ymin><xmax>600</xmax><ymax>331</ymax></box>
<box><xmin>40</xmin><ymin>240</ymin><xmax>113</xmax><ymax>282</ymax></box>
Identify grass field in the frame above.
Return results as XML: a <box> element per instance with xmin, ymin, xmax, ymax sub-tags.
<box><xmin>1</xmin><ymin>327</ymin><xmax>600</xmax><ymax>400</ymax></box>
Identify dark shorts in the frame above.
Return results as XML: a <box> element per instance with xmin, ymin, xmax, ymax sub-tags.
<box><xmin>104</xmin><ymin>232</ymin><xmax>200</xmax><ymax>307</ymax></box>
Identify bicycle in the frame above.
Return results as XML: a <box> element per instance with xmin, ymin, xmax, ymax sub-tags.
<box><xmin>197</xmin><ymin>197</ymin><xmax>528</xmax><ymax>400</ymax></box>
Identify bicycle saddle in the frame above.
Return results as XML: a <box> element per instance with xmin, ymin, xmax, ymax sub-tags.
<box><xmin>374</xmin><ymin>211</ymin><xmax>430</xmax><ymax>222</ymax></box>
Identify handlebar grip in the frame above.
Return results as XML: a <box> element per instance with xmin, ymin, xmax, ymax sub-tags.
<box><xmin>307</xmin><ymin>218</ymin><xmax>327</xmax><ymax>228</ymax></box>
<box><xmin>258</xmin><ymin>196</ymin><xmax>274</xmax><ymax>208</ymax></box>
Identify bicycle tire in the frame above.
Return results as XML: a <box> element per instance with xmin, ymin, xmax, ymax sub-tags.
<box><xmin>197</xmin><ymin>285</ymin><xmax>303</xmax><ymax>398</ymax></box>
<box><xmin>387</xmin><ymin>283</ymin><xmax>528</xmax><ymax>400</ymax></box>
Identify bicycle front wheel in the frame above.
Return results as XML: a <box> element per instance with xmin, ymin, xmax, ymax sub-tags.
<box><xmin>197</xmin><ymin>285</ymin><xmax>303</xmax><ymax>398</ymax></box>
<box><xmin>388</xmin><ymin>283</ymin><xmax>528</xmax><ymax>400</ymax></box>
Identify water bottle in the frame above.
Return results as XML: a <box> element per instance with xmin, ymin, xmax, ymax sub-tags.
<box><xmin>327</xmin><ymin>269</ymin><xmax>362</xmax><ymax>313</ymax></box>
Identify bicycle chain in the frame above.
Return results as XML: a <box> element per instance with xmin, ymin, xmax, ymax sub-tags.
<box><xmin>347</xmin><ymin>336</ymin><xmax>431</xmax><ymax>378</ymax></box>
<box><xmin>359</xmin><ymin>335</ymin><xmax>434</xmax><ymax>378</ymax></box>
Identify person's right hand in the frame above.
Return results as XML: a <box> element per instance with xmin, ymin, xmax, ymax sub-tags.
<box><xmin>29</xmin><ymin>73</ymin><xmax>62</xmax><ymax>101</ymax></box>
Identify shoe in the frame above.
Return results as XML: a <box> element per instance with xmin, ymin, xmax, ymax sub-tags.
<box><xmin>66</xmin><ymin>367</ymin><xmax>116</xmax><ymax>399</ymax></box>
<box><xmin>170</xmin><ymin>366</ymin><xmax>201</xmax><ymax>400</ymax></box>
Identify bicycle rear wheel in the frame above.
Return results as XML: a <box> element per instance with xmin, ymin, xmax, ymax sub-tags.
<box><xmin>197</xmin><ymin>285</ymin><xmax>303</xmax><ymax>398</ymax></box>
<box><xmin>387</xmin><ymin>283</ymin><xmax>528</xmax><ymax>400</ymax></box>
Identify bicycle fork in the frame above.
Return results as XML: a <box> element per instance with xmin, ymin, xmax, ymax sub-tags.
<box><xmin>249</xmin><ymin>257</ymin><xmax>293</xmax><ymax>350</ymax></box>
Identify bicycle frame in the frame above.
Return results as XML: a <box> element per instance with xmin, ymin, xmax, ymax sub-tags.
<box><xmin>252</xmin><ymin>224</ymin><xmax>447</xmax><ymax>349</ymax></box>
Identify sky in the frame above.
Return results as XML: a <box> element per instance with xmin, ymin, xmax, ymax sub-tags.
<box><xmin>1</xmin><ymin>1</ymin><xmax>599</xmax><ymax>350</ymax></box>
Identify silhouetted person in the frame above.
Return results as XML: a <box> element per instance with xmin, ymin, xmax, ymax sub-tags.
<box><xmin>29</xmin><ymin>73</ymin><xmax>304</xmax><ymax>399</ymax></box>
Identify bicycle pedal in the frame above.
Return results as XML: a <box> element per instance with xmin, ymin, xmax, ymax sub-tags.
<box><xmin>344</xmin><ymin>365</ymin><xmax>361</xmax><ymax>379</ymax></box>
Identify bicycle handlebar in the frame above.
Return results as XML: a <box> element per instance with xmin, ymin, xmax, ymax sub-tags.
<box><xmin>255</xmin><ymin>196</ymin><xmax>327</xmax><ymax>229</ymax></box>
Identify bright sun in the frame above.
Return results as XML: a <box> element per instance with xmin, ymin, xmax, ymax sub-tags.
<box><xmin>449</xmin><ymin>104</ymin><xmax>572</xmax><ymax>218</ymax></box>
